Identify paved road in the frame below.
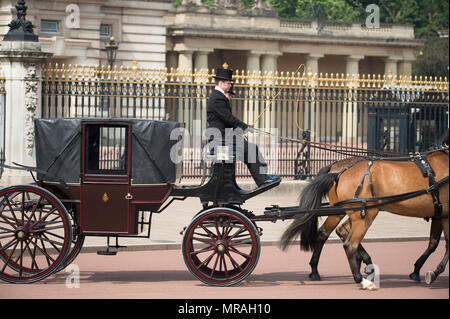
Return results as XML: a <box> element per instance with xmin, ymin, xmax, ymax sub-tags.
<box><xmin>1</xmin><ymin>240</ymin><xmax>447</xmax><ymax>300</ymax></box>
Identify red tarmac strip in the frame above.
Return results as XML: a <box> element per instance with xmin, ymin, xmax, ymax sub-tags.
<box><xmin>0</xmin><ymin>240</ymin><xmax>448</xmax><ymax>299</ymax></box>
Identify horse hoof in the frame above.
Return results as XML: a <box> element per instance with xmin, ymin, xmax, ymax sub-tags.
<box><xmin>409</xmin><ymin>272</ymin><xmax>421</xmax><ymax>283</ymax></box>
<box><xmin>425</xmin><ymin>271</ymin><xmax>436</xmax><ymax>285</ymax></box>
<box><xmin>360</xmin><ymin>278</ymin><xmax>377</xmax><ymax>291</ymax></box>
<box><xmin>308</xmin><ymin>273</ymin><xmax>321</xmax><ymax>281</ymax></box>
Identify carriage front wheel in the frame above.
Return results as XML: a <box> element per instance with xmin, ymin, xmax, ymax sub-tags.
<box><xmin>0</xmin><ymin>185</ymin><xmax>72</xmax><ymax>283</ymax></box>
<box><xmin>182</xmin><ymin>207</ymin><xmax>260</xmax><ymax>286</ymax></box>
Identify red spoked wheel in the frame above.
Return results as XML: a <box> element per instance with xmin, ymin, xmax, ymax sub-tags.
<box><xmin>56</xmin><ymin>207</ymin><xmax>85</xmax><ymax>272</ymax></box>
<box><xmin>182</xmin><ymin>207</ymin><xmax>260</xmax><ymax>286</ymax></box>
<box><xmin>57</xmin><ymin>230</ymin><xmax>85</xmax><ymax>272</ymax></box>
<box><xmin>0</xmin><ymin>185</ymin><xmax>72</xmax><ymax>283</ymax></box>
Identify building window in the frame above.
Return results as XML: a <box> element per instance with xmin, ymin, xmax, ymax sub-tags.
<box><xmin>100</xmin><ymin>24</ymin><xmax>112</xmax><ymax>38</ymax></box>
<box><xmin>41</xmin><ymin>20</ymin><xmax>60</xmax><ymax>34</ymax></box>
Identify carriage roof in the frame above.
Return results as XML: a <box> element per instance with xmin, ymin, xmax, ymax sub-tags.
<box><xmin>34</xmin><ymin>118</ymin><xmax>183</xmax><ymax>184</ymax></box>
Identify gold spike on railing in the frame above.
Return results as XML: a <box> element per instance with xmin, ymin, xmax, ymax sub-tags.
<box><xmin>36</xmin><ymin>62</ymin><xmax>449</xmax><ymax>94</ymax></box>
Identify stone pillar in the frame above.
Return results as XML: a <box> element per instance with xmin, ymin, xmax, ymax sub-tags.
<box><xmin>174</xmin><ymin>48</ymin><xmax>193</xmax><ymax>132</ymax></box>
<box><xmin>193</xmin><ymin>49</ymin><xmax>212</xmax><ymax>134</ymax></box>
<box><xmin>345</xmin><ymin>55</ymin><xmax>364</xmax><ymax>76</ymax></box>
<box><xmin>398</xmin><ymin>57</ymin><xmax>414</xmax><ymax>77</ymax></box>
<box><xmin>194</xmin><ymin>49</ymin><xmax>212</xmax><ymax>73</ymax></box>
<box><xmin>341</xmin><ymin>55</ymin><xmax>364</xmax><ymax>144</ymax></box>
<box><xmin>261</xmin><ymin>52</ymin><xmax>280</xmax><ymax>79</ymax></box>
<box><xmin>245</xmin><ymin>51</ymin><xmax>262</xmax><ymax>127</ymax></box>
<box><xmin>178</xmin><ymin>49</ymin><xmax>193</xmax><ymax>73</ymax></box>
<box><xmin>246</xmin><ymin>51</ymin><xmax>261</xmax><ymax>74</ymax></box>
<box><xmin>261</xmin><ymin>52</ymin><xmax>281</xmax><ymax>130</ymax></box>
<box><xmin>305</xmin><ymin>53</ymin><xmax>323</xmax><ymax>75</ymax></box>
<box><xmin>384</xmin><ymin>56</ymin><xmax>401</xmax><ymax>76</ymax></box>
<box><xmin>0</xmin><ymin>41</ymin><xmax>52</xmax><ymax>186</ymax></box>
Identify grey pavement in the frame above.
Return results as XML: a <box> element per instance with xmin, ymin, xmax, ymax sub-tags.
<box><xmin>82</xmin><ymin>180</ymin><xmax>436</xmax><ymax>252</ymax></box>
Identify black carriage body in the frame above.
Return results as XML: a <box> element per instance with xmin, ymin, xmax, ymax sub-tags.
<box><xmin>34</xmin><ymin>118</ymin><xmax>183</xmax><ymax>236</ymax></box>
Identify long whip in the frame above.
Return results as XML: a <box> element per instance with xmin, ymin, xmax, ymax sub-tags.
<box><xmin>251</xmin><ymin>64</ymin><xmax>305</xmax><ymax>127</ymax></box>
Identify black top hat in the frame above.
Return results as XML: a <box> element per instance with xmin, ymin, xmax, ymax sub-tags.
<box><xmin>214</xmin><ymin>63</ymin><xmax>233</xmax><ymax>82</ymax></box>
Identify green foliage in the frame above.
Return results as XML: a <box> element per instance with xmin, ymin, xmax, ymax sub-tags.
<box><xmin>173</xmin><ymin>0</ymin><xmax>215</xmax><ymax>7</ymax></box>
<box><xmin>267</xmin><ymin>0</ymin><xmax>360</xmax><ymax>21</ymax></box>
<box><xmin>266</xmin><ymin>0</ymin><xmax>449</xmax><ymax>38</ymax></box>
<box><xmin>412</xmin><ymin>38</ymin><xmax>449</xmax><ymax>78</ymax></box>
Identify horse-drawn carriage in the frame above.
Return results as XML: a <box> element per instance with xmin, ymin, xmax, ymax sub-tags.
<box><xmin>0</xmin><ymin>118</ymin><xmax>448</xmax><ymax>289</ymax></box>
<box><xmin>0</xmin><ymin>117</ymin><xmax>283</xmax><ymax>285</ymax></box>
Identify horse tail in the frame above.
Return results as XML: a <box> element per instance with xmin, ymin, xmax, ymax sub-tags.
<box><xmin>280</xmin><ymin>165</ymin><xmax>338</xmax><ymax>252</ymax></box>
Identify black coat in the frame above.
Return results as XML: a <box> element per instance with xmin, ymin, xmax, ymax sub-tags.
<box><xmin>206</xmin><ymin>89</ymin><xmax>248</xmax><ymax>138</ymax></box>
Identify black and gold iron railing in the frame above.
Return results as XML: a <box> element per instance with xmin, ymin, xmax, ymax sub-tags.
<box><xmin>41</xmin><ymin>62</ymin><xmax>449</xmax><ymax>179</ymax></box>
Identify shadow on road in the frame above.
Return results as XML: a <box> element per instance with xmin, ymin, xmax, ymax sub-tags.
<box><xmin>41</xmin><ymin>269</ymin><xmax>448</xmax><ymax>290</ymax></box>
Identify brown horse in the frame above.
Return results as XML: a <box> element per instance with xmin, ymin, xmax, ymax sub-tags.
<box><xmin>281</xmin><ymin>138</ymin><xmax>449</xmax><ymax>289</ymax></box>
<box><xmin>287</xmin><ymin>158</ymin><xmax>374</xmax><ymax>282</ymax></box>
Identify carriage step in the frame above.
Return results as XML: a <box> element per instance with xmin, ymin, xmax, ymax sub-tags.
<box><xmin>97</xmin><ymin>250</ymin><xmax>117</xmax><ymax>256</ymax></box>
<box><xmin>96</xmin><ymin>236</ymin><xmax>127</xmax><ymax>256</ymax></box>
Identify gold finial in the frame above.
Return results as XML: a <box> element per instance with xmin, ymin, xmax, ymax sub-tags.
<box><xmin>222</xmin><ymin>62</ymin><xmax>228</xmax><ymax>69</ymax></box>
<box><xmin>110</xmin><ymin>36</ymin><xmax>115</xmax><ymax>41</ymax></box>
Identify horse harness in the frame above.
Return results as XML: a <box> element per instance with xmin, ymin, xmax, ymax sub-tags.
<box><xmin>334</xmin><ymin>147</ymin><xmax>448</xmax><ymax>220</ymax></box>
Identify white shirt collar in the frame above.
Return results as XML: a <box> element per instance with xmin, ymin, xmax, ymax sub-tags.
<box><xmin>214</xmin><ymin>86</ymin><xmax>225</xmax><ymax>95</ymax></box>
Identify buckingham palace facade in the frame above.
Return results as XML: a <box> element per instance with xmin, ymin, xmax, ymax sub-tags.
<box><xmin>0</xmin><ymin>0</ymin><xmax>421</xmax><ymax>76</ymax></box>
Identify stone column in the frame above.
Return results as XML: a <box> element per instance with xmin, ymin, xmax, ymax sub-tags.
<box><xmin>177</xmin><ymin>49</ymin><xmax>193</xmax><ymax>74</ymax></box>
<box><xmin>305</xmin><ymin>54</ymin><xmax>323</xmax><ymax>137</ymax></box>
<box><xmin>261</xmin><ymin>52</ymin><xmax>281</xmax><ymax>130</ymax></box>
<box><xmin>245</xmin><ymin>51</ymin><xmax>262</xmax><ymax>127</ymax></box>
<box><xmin>0</xmin><ymin>42</ymin><xmax>52</xmax><ymax>186</ymax></box>
<box><xmin>194</xmin><ymin>49</ymin><xmax>212</xmax><ymax>73</ymax></box>
<box><xmin>193</xmin><ymin>49</ymin><xmax>213</xmax><ymax>134</ymax></box>
<box><xmin>246</xmin><ymin>51</ymin><xmax>261</xmax><ymax>74</ymax></box>
<box><xmin>261</xmin><ymin>52</ymin><xmax>281</xmax><ymax>79</ymax></box>
<box><xmin>345</xmin><ymin>55</ymin><xmax>364</xmax><ymax>76</ymax></box>
<box><xmin>384</xmin><ymin>56</ymin><xmax>401</xmax><ymax>76</ymax></box>
<box><xmin>174</xmin><ymin>47</ymin><xmax>193</xmax><ymax>132</ymax></box>
<box><xmin>398</xmin><ymin>57</ymin><xmax>414</xmax><ymax>77</ymax></box>
<box><xmin>341</xmin><ymin>55</ymin><xmax>363</xmax><ymax>144</ymax></box>
<box><xmin>305</xmin><ymin>53</ymin><xmax>323</xmax><ymax>75</ymax></box>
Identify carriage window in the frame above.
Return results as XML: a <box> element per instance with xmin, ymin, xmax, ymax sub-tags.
<box><xmin>85</xmin><ymin>125</ymin><xmax>128</xmax><ymax>174</ymax></box>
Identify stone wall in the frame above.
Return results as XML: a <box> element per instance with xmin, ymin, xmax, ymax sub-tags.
<box><xmin>0</xmin><ymin>0</ymin><xmax>171</xmax><ymax>68</ymax></box>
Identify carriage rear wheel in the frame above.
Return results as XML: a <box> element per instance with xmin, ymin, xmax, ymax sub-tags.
<box><xmin>0</xmin><ymin>185</ymin><xmax>72</xmax><ymax>283</ymax></box>
<box><xmin>182</xmin><ymin>207</ymin><xmax>260</xmax><ymax>286</ymax></box>
<box><xmin>57</xmin><ymin>231</ymin><xmax>85</xmax><ymax>272</ymax></box>
<box><xmin>56</xmin><ymin>207</ymin><xmax>85</xmax><ymax>272</ymax></box>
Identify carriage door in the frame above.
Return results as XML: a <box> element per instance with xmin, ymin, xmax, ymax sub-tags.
<box><xmin>81</xmin><ymin>123</ymin><xmax>131</xmax><ymax>234</ymax></box>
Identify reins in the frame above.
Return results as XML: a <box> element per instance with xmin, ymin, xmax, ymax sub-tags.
<box><xmin>252</xmin><ymin>127</ymin><xmax>449</xmax><ymax>159</ymax></box>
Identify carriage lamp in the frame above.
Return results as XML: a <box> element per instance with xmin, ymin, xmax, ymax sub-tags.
<box><xmin>105</xmin><ymin>36</ymin><xmax>118</xmax><ymax>68</ymax></box>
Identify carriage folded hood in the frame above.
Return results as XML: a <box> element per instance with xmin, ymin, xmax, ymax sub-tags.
<box><xmin>34</xmin><ymin>118</ymin><xmax>183</xmax><ymax>184</ymax></box>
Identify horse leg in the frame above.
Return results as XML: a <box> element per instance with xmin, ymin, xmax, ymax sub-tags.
<box><xmin>343</xmin><ymin>209</ymin><xmax>379</xmax><ymax>288</ymax></box>
<box><xmin>409</xmin><ymin>218</ymin><xmax>442</xmax><ymax>282</ymax></box>
<box><xmin>308</xmin><ymin>215</ymin><xmax>345</xmax><ymax>281</ymax></box>
<box><xmin>336</xmin><ymin>219</ymin><xmax>373</xmax><ymax>273</ymax></box>
<box><xmin>425</xmin><ymin>217</ymin><xmax>449</xmax><ymax>284</ymax></box>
